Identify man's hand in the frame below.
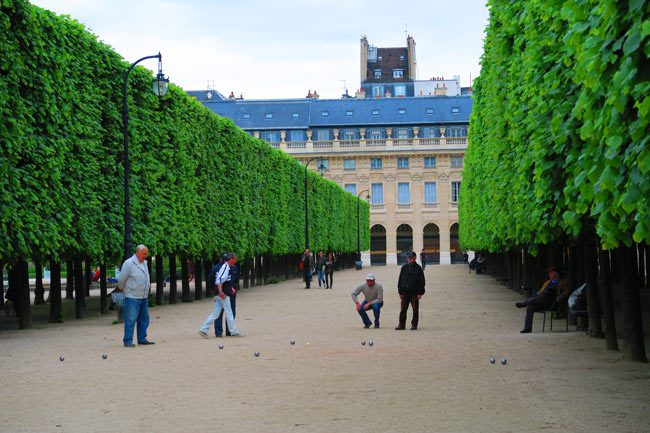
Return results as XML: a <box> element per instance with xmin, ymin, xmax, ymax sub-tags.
<box><xmin>399</xmin><ymin>294</ymin><xmax>404</xmax><ymax>300</ymax></box>
<box><xmin>417</xmin><ymin>294</ymin><xmax>422</xmax><ymax>301</ymax></box>
<box><xmin>355</xmin><ymin>302</ymin><xmax>361</xmax><ymax>312</ymax></box>
<box><xmin>218</xmin><ymin>290</ymin><xmax>226</xmax><ymax>300</ymax></box>
<box><xmin>363</xmin><ymin>303</ymin><xmax>372</xmax><ymax>311</ymax></box>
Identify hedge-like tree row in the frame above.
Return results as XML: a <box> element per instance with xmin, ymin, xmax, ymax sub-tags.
<box><xmin>0</xmin><ymin>1</ymin><xmax>369</xmax><ymax>326</ymax></box>
<box><xmin>460</xmin><ymin>0</ymin><xmax>649</xmax><ymax>360</ymax></box>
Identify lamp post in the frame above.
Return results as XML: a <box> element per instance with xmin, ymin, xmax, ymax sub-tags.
<box><xmin>304</xmin><ymin>157</ymin><xmax>326</xmax><ymax>249</ymax></box>
<box><xmin>122</xmin><ymin>53</ymin><xmax>169</xmax><ymax>259</ymax></box>
<box><xmin>357</xmin><ymin>189</ymin><xmax>370</xmax><ymax>268</ymax></box>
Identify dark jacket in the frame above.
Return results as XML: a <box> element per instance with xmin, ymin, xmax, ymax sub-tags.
<box><xmin>397</xmin><ymin>262</ymin><xmax>426</xmax><ymax>296</ymax></box>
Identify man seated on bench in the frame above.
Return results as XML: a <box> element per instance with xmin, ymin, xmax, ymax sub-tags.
<box><xmin>515</xmin><ymin>266</ymin><xmax>570</xmax><ymax>333</ymax></box>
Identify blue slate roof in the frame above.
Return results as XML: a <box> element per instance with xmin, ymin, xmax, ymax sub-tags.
<box><xmin>191</xmin><ymin>94</ymin><xmax>472</xmax><ymax>130</ymax></box>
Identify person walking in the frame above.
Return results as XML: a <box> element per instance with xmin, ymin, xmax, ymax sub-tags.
<box><xmin>215</xmin><ymin>260</ymin><xmax>240</xmax><ymax>337</ymax></box>
<box><xmin>420</xmin><ymin>249</ymin><xmax>427</xmax><ymax>270</ymax></box>
<box><xmin>351</xmin><ymin>274</ymin><xmax>384</xmax><ymax>328</ymax></box>
<box><xmin>316</xmin><ymin>251</ymin><xmax>326</xmax><ymax>288</ymax></box>
<box><xmin>395</xmin><ymin>251</ymin><xmax>426</xmax><ymax>331</ymax></box>
<box><xmin>199</xmin><ymin>253</ymin><xmax>242</xmax><ymax>338</ymax></box>
<box><xmin>324</xmin><ymin>251</ymin><xmax>335</xmax><ymax>289</ymax></box>
<box><xmin>118</xmin><ymin>244</ymin><xmax>154</xmax><ymax>347</ymax></box>
<box><xmin>301</xmin><ymin>249</ymin><xmax>315</xmax><ymax>289</ymax></box>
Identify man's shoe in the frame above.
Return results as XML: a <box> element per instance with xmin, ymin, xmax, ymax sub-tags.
<box><xmin>520</xmin><ymin>328</ymin><xmax>532</xmax><ymax>334</ymax></box>
<box><xmin>515</xmin><ymin>302</ymin><xmax>526</xmax><ymax>308</ymax></box>
<box><xmin>230</xmin><ymin>332</ymin><xmax>244</xmax><ymax>337</ymax></box>
<box><xmin>199</xmin><ymin>330</ymin><xmax>209</xmax><ymax>339</ymax></box>
<box><xmin>364</xmin><ymin>323</ymin><xmax>371</xmax><ymax>329</ymax></box>
<box><xmin>124</xmin><ymin>343</ymin><xmax>135</xmax><ymax>348</ymax></box>
<box><xmin>374</xmin><ymin>324</ymin><xmax>380</xmax><ymax>329</ymax></box>
<box><xmin>395</xmin><ymin>326</ymin><xmax>405</xmax><ymax>330</ymax></box>
<box><xmin>139</xmin><ymin>340</ymin><xmax>155</xmax><ymax>345</ymax></box>
<box><xmin>410</xmin><ymin>327</ymin><xmax>417</xmax><ymax>330</ymax></box>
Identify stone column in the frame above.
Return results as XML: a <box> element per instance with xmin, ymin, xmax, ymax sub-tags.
<box><xmin>412</xmin><ymin>126</ymin><xmax>420</xmax><ymax>146</ymax></box>
<box><xmin>280</xmin><ymin>130</ymin><xmax>286</xmax><ymax>142</ymax></box>
<box><xmin>438</xmin><ymin>172</ymin><xmax>452</xmax><ymax>264</ymax></box>
<box><xmin>386</xmin><ymin>223</ymin><xmax>398</xmax><ymax>265</ymax></box>
<box><xmin>253</xmin><ymin>131</ymin><xmax>260</xmax><ymax>139</ymax></box>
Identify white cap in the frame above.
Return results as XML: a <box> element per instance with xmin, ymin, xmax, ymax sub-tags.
<box><xmin>365</xmin><ymin>273</ymin><xmax>375</xmax><ymax>281</ymax></box>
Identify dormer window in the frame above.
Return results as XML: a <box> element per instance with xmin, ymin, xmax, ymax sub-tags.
<box><xmin>291</xmin><ymin>112</ymin><xmax>300</xmax><ymax>118</ymax></box>
<box><xmin>321</xmin><ymin>110</ymin><xmax>329</xmax><ymax>117</ymax></box>
<box><xmin>452</xmin><ymin>107</ymin><xmax>460</xmax><ymax>114</ymax></box>
<box><xmin>243</xmin><ymin>113</ymin><xmax>251</xmax><ymax>119</ymax></box>
<box><xmin>374</xmin><ymin>70</ymin><xmax>382</xmax><ymax>79</ymax></box>
<box><xmin>265</xmin><ymin>113</ymin><xmax>273</xmax><ymax>119</ymax></box>
<box><xmin>393</xmin><ymin>69</ymin><xmax>404</xmax><ymax>78</ymax></box>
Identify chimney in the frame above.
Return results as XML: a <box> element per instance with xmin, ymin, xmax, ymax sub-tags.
<box><xmin>355</xmin><ymin>88</ymin><xmax>366</xmax><ymax>99</ymax></box>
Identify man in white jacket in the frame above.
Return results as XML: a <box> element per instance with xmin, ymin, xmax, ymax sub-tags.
<box><xmin>118</xmin><ymin>244</ymin><xmax>154</xmax><ymax>347</ymax></box>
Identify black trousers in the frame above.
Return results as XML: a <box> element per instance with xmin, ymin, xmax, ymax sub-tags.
<box><xmin>325</xmin><ymin>271</ymin><xmax>333</xmax><ymax>288</ymax></box>
<box><xmin>398</xmin><ymin>294</ymin><xmax>420</xmax><ymax>329</ymax></box>
<box><xmin>523</xmin><ymin>293</ymin><xmax>553</xmax><ymax>330</ymax></box>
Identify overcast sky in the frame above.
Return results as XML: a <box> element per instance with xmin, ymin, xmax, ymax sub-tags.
<box><xmin>31</xmin><ymin>0</ymin><xmax>489</xmax><ymax>100</ymax></box>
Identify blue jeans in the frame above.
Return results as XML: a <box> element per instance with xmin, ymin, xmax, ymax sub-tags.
<box><xmin>123</xmin><ymin>297</ymin><xmax>149</xmax><ymax>345</ymax></box>
<box><xmin>215</xmin><ymin>294</ymin><xmax>236</xmax><ymax>336</ymax></box>
<box><xmin>201</xmin><ymin>296</ymin><xmax>238</xmax><ymax>335</ymax></box>
<box><xmin>317</xmin><ymin>269</ymin><xmax>325</xmax><ymax>287</ymax></box>
<box><xmin>358</xmin><ymin>300</ymin><xmax>383</xmax><ymax>327</ymax></box>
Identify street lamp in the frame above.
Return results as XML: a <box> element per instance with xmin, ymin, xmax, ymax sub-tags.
<box><xmin>123</xmin><ymin>53</ymin><xmax>169</xmax><ymax>259</ymax></box>
<box><xmin>304</xmin><ymin>157</ymin><xmax>326</xmax><ymax>249</ymax></box>
<box><xmin>357</xmin><ymin>189</ymin><xmax>370</xmax><ymax>268</ymax></box>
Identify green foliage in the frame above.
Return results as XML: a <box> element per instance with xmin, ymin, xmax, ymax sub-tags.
<box><xmin>460</xmin><ymin>0</ymin><xmax>649</xmax><ymax>252</ymax></box>
<box><xmin>0</xmin><ymin>0</ymin><xmax>370</xmax><ymax>264</ymax></box>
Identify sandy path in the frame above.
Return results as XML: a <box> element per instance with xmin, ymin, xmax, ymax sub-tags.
<box><xmin>1</xmin><ymin>265</ymin><xmax>649</xmax><ymax>433</ymax></box>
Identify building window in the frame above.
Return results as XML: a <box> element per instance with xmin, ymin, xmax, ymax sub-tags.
<box><xmin>422</xmin><ymin>127</ymin><xmax>440</xmax><ymax>138</ymax></box>
<box><xmin>262</xmin><ymin>131</ymin><xmax>279</xmax><ymax>142</ymax></box>
<box><xmin>342</xmin><ymin>129</ymin><xmax>358</xmax><ymax>140</ymax></box>
<box><xmin>399</xmin><ymin>55</ymin><xmax>405</xmax><ymax>61</ymax></box>
<box><xmin>368</xmin><ymin>46</ymin><xmax>377</xmax><ymax>62</ymax></box>
<box><xmin>426</xmin><ymin>108</ymin><xmax>434</xmax><ymax>115</ymax></box>
<box><xmin>447</xmin><ymin>126</ymin><xmax>468</xmax><ymax>137</ymax></box>
<box><xmin>395</xmin><ymin>85</ymin><xmax>407</xmax><ymax>97</ymax></box>
<box><xmin>395</xmin><ymin>128</ymin><xmax>409</xmax><ymax>139</ymax></box>
<box><xmin>291</xmin><ymin>112</ymin><xmax>300</xmax><ymax>118</ymax></box>
<box><xmin>321</xmin><ymin>110</ymin><xmax>329</xmax><ymax>117</ymax></box>
<box><xmin>368</xmin><ymin>129</ymin><xmax>383</xmax><ymax>139</ymax></box>
<box><xmin>343</xmin><ymin>159</ymin><xmax>356</xmax><ymax>170</ymax></box>
<box><xmin>345</xmin><ymin>110</ymin><xmax>354</xmax><ymax>117</ymax></box>
<box><xmin>371</xmin><ymin>109</ymin><xmax>380</xmax><ymax>116</ymax></box>
<box><xmin>451</xmin><ymin>181</ymin><xmax>461</xmax><ymax>202</ymax></box>
<box><xmin>397</xmin><ymin>157</ymin><xmax>409</xmax><ymax>169</ymax></box>
<box><xmin>371</xmin><ymin>183</ymin><xmax>383</xmax><ymax>204</ymax></box>
<box><xmin>393</xmin><ymin>69</ymin><xmax>404</xmax><ymax>78</ymax></box>
<box><xmin>319</xmin><ymin>159</ymin><xmax>330</xmax><ymax>170</ymax></box>
<box><xmin>370</xmin><ymin>158</ymin><xmax>383</xmax><ymax>169</ymax></box>
<box><xmin>345</xmin><ymin>184</ymin><xmax>357</xmax><ymax>195</ymax></box>
<box><xmin>397</xmin><ymin>108</ymin><xmax>406</xmax><ymax>115</ymax></box>
<box><xmin>316</xmin><ymin>129</ymin><xmax>330</xmax><ymax>141</ymax></box>
<box><xmin>398</xmin><ymin>182</ymin><xmax>410</xmax><ymax>204</ymax></box>
<box><xmin>424</xmin><ymin>156</ymin><xmax>437</xmax><ymax>168</ymax></box>
<box><xmin>452</xmin><ymin>107</ymin><xmax>460</xmax><ymax>114</ymax></box>
<box><xmin>372</xmin><ymin>86</ymin><xmax>383</xmax><ymax>98</ymax></box>
<box><xmin>265</xmin><ymin>113</ymin><xmax>273</xmax><ymax>119</ymax></box>
<box><xmin>424</xmin><ymin>182</ymin><xmax>437</xmax><ymax>203</ymax></box>
<box><xmin>243</xmin><ymin>113</ymin><xmax>251</xmax><ymax>119</ymax></box>
<box><xmin>374</xmin><ymin>70</ymin><xmax>382</xmax><ymax>79</ymax></box>
<box><xmin>451</xmin><ymin>156</ymin><xmax>464</xmax><ymax>167</ymax></box>
<box><xmin>289</xmin><ymin>130</ymin><xmax>304</xmax><ymax>142</ymax></box>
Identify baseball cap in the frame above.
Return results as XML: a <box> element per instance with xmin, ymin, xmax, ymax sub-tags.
<box><xmin>365</xmin><ymin>273</ymin><xmax>375</xmax><ymax>281</ymax></box>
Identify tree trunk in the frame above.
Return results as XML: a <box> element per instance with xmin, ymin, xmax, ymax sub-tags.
<box><xmin>168</xmin><ymin>254</ymin><xmax>177</xmax><ymax>304</ymax></box>
<box><xmin>644</xmin><ymin>242</ymin><xmax>649</xmax><ymax>289</ymax></box>
<box><xmin>0</xmin><ymin>261</ymin><xmax>4</xmax><ymax>309</ymax></box>
<box><xmin>34</xmin><ymin>258</ymin><xmax>45</xmax><ymax>305</ymax></box>
<box><xmin>204</xmin><ymin>258</ymin><xmax>213</xmax><ymax>298</ymax></box>
<box><xmin>155</xmin><ymin>255</ymin><xmax>164</xmax><ymax>306</ymax></box>
<box><xmin>84</xmin><ymin>258</ymin><xmax>92</xmax><ymax>297</ymax></box>
<box><xmin>74</xmin><ymin>256</ymin><xmax>84</xmax><ymax>319</ymax></box>
<box><xmin>65</xmin><ymin>258</ymin><xmax>74</xmax><ymax>300</ymax></box>
<box><xmin>616</xmin><ymin>245</ymin><xmax>647</xmax><ymax>362</ymax></box>
<box><xmin>583</xmin><ymin>237</ymin><xmax>603</xmax><ymax>338</ymax></box>
<box><xmin>194</xmin><ymin>257</ymin><xmax>203</xmax><ymax>300</ymax></box>
<box><xmin>10</xmin><ymin>259</ymin><xmax>32</xmax><ymax>329</ymax></box>
<box><xmin>99</xmin><ymin>262</ymin><xmax>108</xmax><ymax>314</ymax></box>
<box><xmin>242</xmin><ymin>258</ymin><xmax>250</xmax><ymax>289</ymax></box>
<box><xmin>598</xmin><ymin>248</ymin><xmax>618</xmax><ymax>351</ymax></box>
<box><xmin>49</xmin><ymin>260</ymin><xmax>62</xmax><ymax>323</ymax></box>
<box><xmin>181</xmin><ymin>256</ymin><xmax>191</xmax><ymax>302</ymax></box>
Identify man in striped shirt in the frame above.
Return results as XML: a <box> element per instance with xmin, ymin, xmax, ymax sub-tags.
<box><xmin>199</xmin><ymin>253</ymin><xmax>242</xmax><ymax>338</ymax></box>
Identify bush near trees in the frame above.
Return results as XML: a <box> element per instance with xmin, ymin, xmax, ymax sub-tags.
<box><xmin>0</xmin><ymin>0</ymin><xmax>369</xmax><ymax>328</ymax></box>
<box><xmin>460</xmin><ymin>0</ymin><xmax>649</xmax><ymax>361</ymax></box>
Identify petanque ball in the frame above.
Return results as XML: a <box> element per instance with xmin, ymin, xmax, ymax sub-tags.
<box><xmin>361</xmin><ymin>341</ymin><xmax>366</xmax><ymax>346</ymax></box>
<box><xmin>218</xmin><ymin>345</ymin><xmax>224</xmax><ymax>350</ymax></box>
<box><xmin>290</xmin><ymin>340</ymin><xmax>295</xmax><ymax>345</ymax></box>
<box><xmin>254</xmin><ymin>352</ymin><xmax>260</xmax><ymax>357</ymax></box>
<box><xmin>368</xmin><ymin>341</ymin><xmax>374</xmax><ymax>347</ymax></box>
<box><xmin>59</xmin><ymin>355</ymin><xmax>64</xmax><ymax>362</ymax></box>
<box><xmin>501</xmin><ymin>358</ymin><xmax>507</xmax><ymax>365</ymax></box>
<box><xmin>489</xmin><ymin>357</ymin><xmax>496</xmax><ymax>364</ymax></box>
<box><xmin>102</xmin><ymin>353</ymin><xmax>108</xmax><ymax>360</ymax></box>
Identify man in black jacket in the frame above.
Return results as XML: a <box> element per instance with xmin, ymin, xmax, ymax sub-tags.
<box><xmin>395</xmin><ymin>251</ymin><xmax>426</xmax><ymax>330</ymax></box>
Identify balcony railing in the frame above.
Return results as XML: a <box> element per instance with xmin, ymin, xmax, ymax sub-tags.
<box><xmin>262</xmin><ymin>136</ymin><xmax>467</xmax><ymax>153</ymax></box>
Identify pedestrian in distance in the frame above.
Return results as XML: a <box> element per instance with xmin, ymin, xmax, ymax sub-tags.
<box><xmin>301</xmin><ymin>248</ymin><xmax>315</xmax><ymax>289</ymax></box>
<box><xmin>199</xmin><ymin>253</ymin><xmax>242</xmax><ymax>338</ymax></box>
<box><xmin>316</xmin><ymin>251</ymin><xmax>326</xmax><ymax>288</ymax></box>
<box><xmin>118</xmin><ymin>244</ymin><xmax>155</xmax><ymax>347</ymax></box>
<box><xmin>324</xmin><ymin>251</ymin><xmax>335</xmax><ymax>289</ymax></box>
<box><xmin>395</xmin><ymin>251</ymin><xmax>426</xmax><ymax>331</ymax></box>
<box><xmin>352</xmin><ymin>274</ymin><xmax>384</xmax><ymax>328</ymax></box>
